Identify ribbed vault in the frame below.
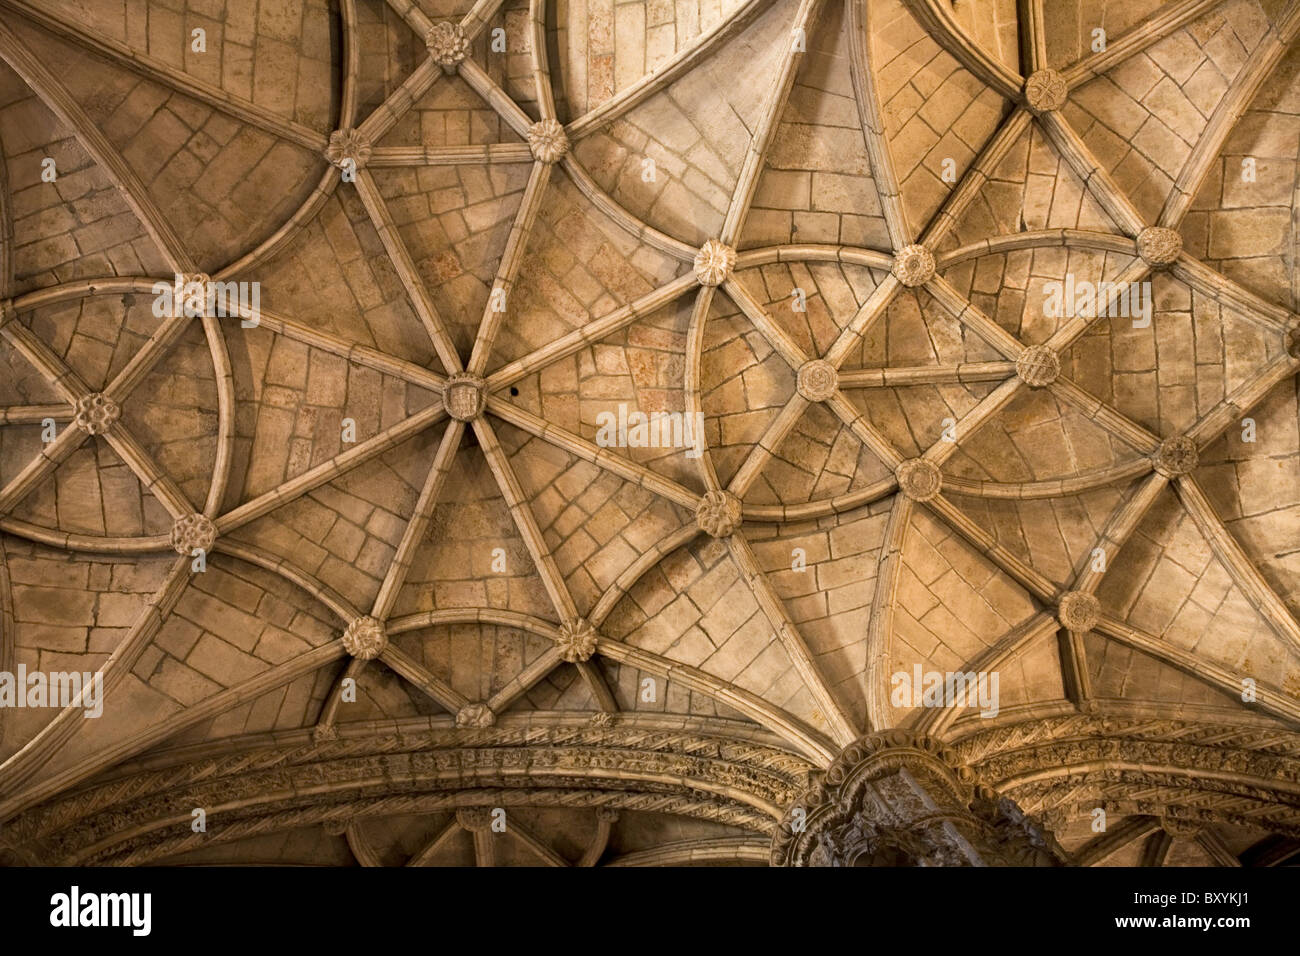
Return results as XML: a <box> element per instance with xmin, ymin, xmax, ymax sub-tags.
<box><xmin>0</xmin><ymin>0</ymin><xmax>1298</xmax><ymax>866</ymax></box>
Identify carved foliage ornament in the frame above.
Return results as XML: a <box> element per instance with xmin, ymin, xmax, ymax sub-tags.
<box><xmin>693</xmin><ymin>239</ymin><xmax>735</xmax><ymax>287</ymax></box>
<box><xmin>796</xmin><ymin>359</ymin><xmax>838</xmax><ymax>402</ymax></box>
<box><xmin>695</xmin><ymin>489</ymin><xmax>742</xmax><ymax>537</ymax></box>
<box><xmin>324</xmin><ymin>129</ymin><xmax>371</xmax><ymax>170</ymax></box>
<box><xmin>891</xmin><ymin>244</ymin><xmax>935</xmax><ymax>287</ymax></box>
<box><xmin>556</xmin><ymin>619</ymin><xmax>599</xmax><ymax>662</ymax></box>
<box><xmin>426</xmin><ymin>21</ymin><xmax>470</xmax><ymax>69</ymax></box>
<box><xmin>342</xmin><ymin>615</ymin><xmax>387</xmax><ymax>660</ymax></box>
<box><xmin>527</xmin><ymin>119</ymin><xmax>569</xmax><ymax>164</ymax></box>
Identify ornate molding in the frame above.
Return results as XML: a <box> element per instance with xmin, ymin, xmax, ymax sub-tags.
<box><xmin>950</xmin><ymin>715</ymin><xmax>1300</xmax><ymax>841</ymax></box>
<box><xmin>0</xmin><ymin>725</ymin><xmax>817</xmax><ymax>865</ymax></box>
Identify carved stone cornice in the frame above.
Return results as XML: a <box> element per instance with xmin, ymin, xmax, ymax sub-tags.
<box><xmin>0</xmin><ymin>724</ymin><xmax>817</xmax><ymax>866</ymax></box>
<box><xmin>950</xmin><ymin>714</ymin><xmax>1300</xmax><ymax>767</ymax></box>
<box><xmin>1008</xmin><ymin>773</ymin><xmax>1300</xmax><ymax>840</ymax></box>
<box><xmin>948</xmin><ymin>715</ymin><xmax>1300</xmax><ymax>841</ymax></box>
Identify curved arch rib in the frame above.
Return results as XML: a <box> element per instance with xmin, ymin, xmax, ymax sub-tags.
<box><xmin>596</xmin><ymin>637</ymin><xmax>837</xmax><ymax>765</ymax></box>
<box><xmin>901</xmin><ymin>0</ymin><xmax>1023</xmax><ymax>100</ymax></box>
<box><xmin>0</xmin><ymin>0</ymin><xmax>329</xmax><ymax>151</ymax></box>
<box><xmin>0</xmin><ymin>19</ymin><xmax>194</xmax><ymax>273</ymax></box>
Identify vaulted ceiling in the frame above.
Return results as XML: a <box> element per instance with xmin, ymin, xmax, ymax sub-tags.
<box><xmin>0</xmin><ymin>0</ymin><xmax>1299</xmax><ymax>867</ymax></box>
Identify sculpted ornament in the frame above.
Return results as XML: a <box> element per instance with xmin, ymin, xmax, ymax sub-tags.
<box><xmin>313</xmin><ymin>725</ymin><xmax>340</xmax><ymax>744</ymax></box>
<box><xmin>456</xmin><ymin>702</ymin><xmax>496</xmax><ymax>728</ymax></box>
<box><xmin>342</xmin><ymin>615</ymin><xmax>387</xmax><ymax>660</ymax></box>
<box><xmin>771</xmin><ymin>731</ymin><xmax>1066</xmax><ymax>867</ymax></box>
<box><xmin>693</xmin><ymin>239</ymin><xmax>735</xmax><ymax>287</ymax></box>
<box><xmin>1161</xmin><ymin>817</ymin><xmax>1203</xmax><ymax>838</ymax></box>
<box><xmin>1136</xmin><ymin>226</ymin><xmax>1183</xmax><ymax>267</ymax></box>
<box><xmin>556</xmin><ymin>619</ymin><xmax>598</xmax><ymax>662</ymax></box>
<box><xmin>456</xmin><ymin>807</ymin><xmax>494</xmax><ymax>831</ymax></box>
<box><xmin>527</xmin><ymin>119</ymin><xmax>569</xmax><ymax>164</ymax></box>
<box><xmin>895</xmin><ymin>458</ymin><xmax>942</xmax><ymax>502</ymax></box>
<box><xmin>324</xmin><ymin>128</ymin><xmax>371</xmax><ymax>170</ymax></box>
<box><xmin>796</xmin><ymin>359</ymin><xmax>838</xmax><ymax>402</ymax></box>
<box><xmin>695</xmin><ymin>489</ymin><xmax>742</xmax><ymax>537</ymax></box>
<box><xmin>171</xmin><ymin>273</ymin><xmax>211</xmax><ymax>315</ymax></box>
<box><xmin>425</xmin><ymin>21</ymin><xmax>469</xmax><ymax>69</ymax></box>
<box><xmin>891</xmin><ymin>244</ymin><xmax>935</xmax><ymax>287</ymax></box>
<box><xmin>1023</xmin><ymin>69</ymin><xmax>1068</xmax><ymax>113</ymax></box>
<box><xmin>170</xmin><ymin>513</ymin><xmax>216</xmax><ymax>555</ymax></box>
<box><xmin>1057</xmin><ymin>591</ymin><xmax>1100</xmax><ymax>632</ymax></box>
<box><xmin>1153</xmin><ymin>435</ymin><xmax>1198</xmax><ymax>477</ymax></box>
<box><xmin>1015</xmin><ymin>346</ymin><xmax>1060</xmax><ymax>388</ymax></box>
<box><xmin>441</xmin><ymin>373</ymin><xmax>487</xmax><ymax>421</ymax></box>
<box><xmin>73</xmin><ymin>393</ymin><xmax>121</xmax><ymax>435</ymax></box>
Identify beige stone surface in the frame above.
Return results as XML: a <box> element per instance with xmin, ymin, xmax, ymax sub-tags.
<box><xmin>0</xmin><ymin>0</ymin><xmax>1296</xmax><ymax>869</ymax></box>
